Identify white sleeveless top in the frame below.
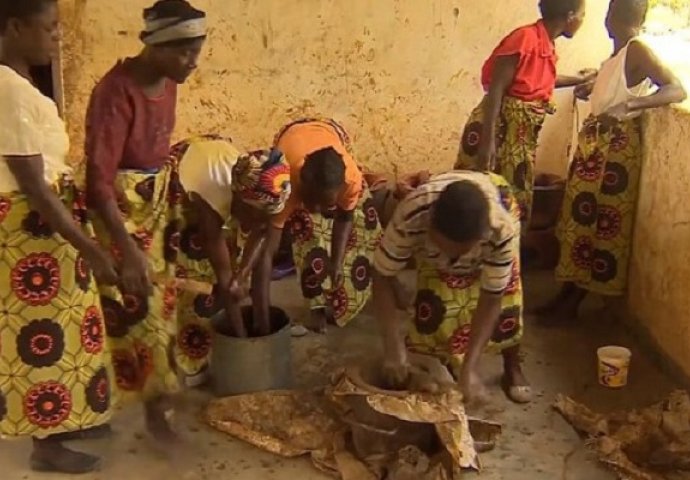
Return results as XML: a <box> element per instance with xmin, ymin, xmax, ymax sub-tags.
<box><xmin>590</xmin><ymin>39</ymin><xmax>653</xmax><ymax>117</ymax></box>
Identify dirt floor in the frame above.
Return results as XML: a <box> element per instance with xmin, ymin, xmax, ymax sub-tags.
<box><xmin>0</xmin><ymin>270</ymin><xmax>681</xmax><ymax>480</ymax></box>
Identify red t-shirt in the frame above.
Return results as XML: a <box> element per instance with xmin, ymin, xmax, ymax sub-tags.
<box><xmin>85</xmin><ymin>59</ymin><xmax>177</xmax><ymax>206</ymax></box>
<box><xmin>481</xmin><ymin>20</ymin><xmax>557</xmax><ymax>102</ymax></box>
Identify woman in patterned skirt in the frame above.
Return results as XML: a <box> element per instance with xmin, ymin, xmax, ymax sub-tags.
<box><xmin>0</xmin><ymin>0</ymin><xmax>119</xmax><ymax>473</ymax></box>
<box><xmin>374</xmin><ymin>172</ymin><xmax>529</xmax><ymax>404</ymax></box>
<box><xmin>455</xmin><ymin>0</ymin><xmax>590</xmax><ymax>226</ymax></box>
<box><xmin>84</xmin><ymin>0</ymin><xmax>206</xmax><ymax>440</ymax></box>
<box><xmin>170</xmin><ymin>136</ymin><xmax>291</xmax><ymax>378</ymax></box>
<box><xmin>539</xmin><ymin>0</ymin><xmax>686</xmax><ymax>321</ymax></box>
<box><xmin>253</xmin><ymin>118</ymin><xmax>382</xmax><ymax>335</ymax></box>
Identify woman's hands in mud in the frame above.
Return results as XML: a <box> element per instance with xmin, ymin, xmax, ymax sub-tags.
<box><xmin>382</xmin><ymin>354</ymin><xmax>456</xmax><ymax>394</ymax></box>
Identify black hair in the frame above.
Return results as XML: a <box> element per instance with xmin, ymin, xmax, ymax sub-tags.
<box><xmin>140</xmin><ymin>0</ymin><xmax>206</xmax><ymax>46</ymax></box>
<box><xmin>144</xmin><ymin>0</ymin><xmax>205</xmax><ymax>21</ymax></box>
<box><xmin>0</xmin><ymin>0</ymin><xmax>55</xmax><ymax>31</ymax></box>
<box><xmin>431</xmin><ymin>181</ymin><xmax>490</xmax><ymax>243</ymax></box>
<box><xmin>539</xmin><ymin>0</ymin><xmax>584</xmax><ymax>21</ymax></box>
<box><xmin>611</xmin><ymin>0</ymin><xmax>648</xmax><ymax>27</ymax></box>
<box><xmin>301</xmin><ymin>147</ymin><xmax>346</xmax><ymax>192</ymax></box>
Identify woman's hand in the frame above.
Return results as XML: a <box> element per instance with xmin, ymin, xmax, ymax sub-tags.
<box><xmin>328</xmin><ymin>261</ymin><xmax>345</xmax><ymax>290</ymax></box>
<box><xmin>604</xmin><ymin>101</ymin><xmax>635</xmax><ymax>122</ymax></box>
<box><xmin>574</xmin><ymin>81</ymin><xmax>594</xmax><ymax>101</ymax></box>
<box><xmin>382</xmin><ymin>356</ymin><xmax>411</xmax><ymax>390</ymax></box>
<box><xmin>579</xmin><ymin>68</ymin><xmax>598</xmax><ymax>83</ymax></box>
<box><xmin>477</xmin><ymin>137</ymin><xmax>497</xmax><ymax>172</ymax></box>
<box><xmin>227</xmin><ymin>276</ymin><xmax>250</xmax><ymax>302</ymax></box>
<box><xmin>83</xmin><ymin>246</ymin><xmax>119</xmax><ymax>286</ymax></box>
<box><xmin>119</xmin><ymin>245</ymin><xmax>152</xmax><ymax>297</ymax></box>
<box><xmin>459</xmin><ymin>363</ymin><xmax>489</xmax><ymax>406</ymax></box>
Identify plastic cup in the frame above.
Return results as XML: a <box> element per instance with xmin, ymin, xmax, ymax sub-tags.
<box><xmin>597</xmin><ymin>346</ymin><xmax>632</xmax><ymax>388</ymax></box>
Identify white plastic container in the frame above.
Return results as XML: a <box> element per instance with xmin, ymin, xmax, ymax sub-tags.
<box><xmin>597</xmin><ymin>346</ymin><xmax>632</xmax><ymax>388</ymax></box>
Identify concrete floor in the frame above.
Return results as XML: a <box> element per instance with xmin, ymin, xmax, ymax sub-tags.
<box><xmin>1</xmin><ymin>270</ymin><xmax>680</xmax><ymax>480</ymax></box>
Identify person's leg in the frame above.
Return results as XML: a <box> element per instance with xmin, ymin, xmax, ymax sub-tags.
<box><xmin>501</xmin><ymin>345</ymin><xmax>531</xmax><ymax>404</ymax></box>
<box><xmin>144</xmin><ymin>394</ymin><xmax>177</xmax><ymax>442</ymax></box>
<box><xmin>31</xmin><ymin>436</ymin><xmax>101</xmax><ymax>474</ymax></box>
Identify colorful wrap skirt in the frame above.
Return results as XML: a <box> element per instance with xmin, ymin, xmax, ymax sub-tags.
<box><xmin>286</xmin><ymin>186</ymin><xmax>382</xmax><ymax>327</ymax></box>
<box><xmin>555</xmin><ymin>116</ymin><xmax>643</xmax><ymax>296</ymax></box>
<box><xmin>277</xmin><ymin>118</ymin><xmax>382</xmax><ymax>327</ymax></box>
<box><xmin>406</xmin><ymin>174</ymin><xmax>523</xmax><ymax>371</ymax></box>
<box><xmin>92</xmin><ymin>164</ymin><xmax>183</xmax><ymax>400</ymax></box>
<box><xmin>0</xmin><ymin>180</ymin><xmax>113</xmax><ymax>438</ymax></box>
<box><xmin>455</xmin><ymin>96</ymin><xmax>552</xmax><ymax>225</ymax></box>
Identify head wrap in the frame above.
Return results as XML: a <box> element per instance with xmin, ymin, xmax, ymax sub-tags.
<box><xmin>141</xmin><ymin>0</ymin><xmax>207</xmax><ymax>46</ymax></box>
<box><xmin>232</xmin><ymin>149</ymin><xmax>291</xmax><ymax>214</ymax></box>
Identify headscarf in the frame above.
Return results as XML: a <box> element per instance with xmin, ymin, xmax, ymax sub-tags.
<box><xmin>141</xmin><ymin>0</ymin><xmax>207</xmax><ymax>46</ymax></box>
<box><xmin>232</xmin><ymin>149</ymin><xmax>291</xmax><ymax>214</ymax></box>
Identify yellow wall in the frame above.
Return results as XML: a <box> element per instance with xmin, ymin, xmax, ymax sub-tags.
<box><xmin>58</xmin><ymin>0</ymin><xmax>609</xmax><ymax>175</ymax></box>
<box><xmin>628</xmin><ymin>107</ymin><xmax>690</xmax><ymax>376</ymax></box>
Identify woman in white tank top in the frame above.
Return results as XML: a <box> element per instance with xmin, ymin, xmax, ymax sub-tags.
<box><xmin>538</xmin><ymin>0</ymin><xmax>686</xmax><ymax>322</ymax></box>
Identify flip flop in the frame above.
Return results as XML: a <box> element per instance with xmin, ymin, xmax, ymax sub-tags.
<box><xmin>290</xmin><ymin>325</ymin><xmax>309</xmax><ymax>337</ymax></box>
<box><xmin>501</xmin><ymin>376</ymin><xmax>533</xmax><ymax>404</ymax></box>
<box><xmin>271</xmin><ymin>264</ymin><xmax>296</xmax><ymax>281</ymax></box>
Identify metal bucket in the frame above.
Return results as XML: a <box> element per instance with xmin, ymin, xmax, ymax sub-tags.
<box><xmin>210</xmin><ymin>306</ymin><xmax>292</xmax><ymax>397</ymax></box>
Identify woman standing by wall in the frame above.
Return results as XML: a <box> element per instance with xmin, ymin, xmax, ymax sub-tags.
<box><xmin>0</xmin><ymin>0</ymin><xmax>118</xmax><ymax>473</ymax></box>
<box><xmin>540</xmin><ymin>0</ymin><xmax>686</xmax><ymax>320</ymax></box>
<box><xmin>456</xmin><ymin>0</ymin><xmax>591</xmax><ymax>227</ymax></box>
<box><xmin>84</xmin><ymin>0</ymin><xmax>206</xmax><ymax>440</ymax></box>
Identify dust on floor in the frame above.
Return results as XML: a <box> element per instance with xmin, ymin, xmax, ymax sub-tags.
<box><xmin>0</xmin><ymin>271</ymin><xmax>680</xmax><ymax>480</ymax></box>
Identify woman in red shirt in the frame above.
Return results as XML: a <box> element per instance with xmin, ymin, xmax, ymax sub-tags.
<box><xmin>85</xmin><ymin>0</ymin><xmax>206</xmax><ymax>441</ymax></box>
<box><xmin>454</xmin><ymin>0</ymin><xmax>592</xmax><ymax>404</ymax></box>
<box><xmin>456</xmin><ymin>0</ymin><xmax>593</xmax><ymax>226</ymax></box>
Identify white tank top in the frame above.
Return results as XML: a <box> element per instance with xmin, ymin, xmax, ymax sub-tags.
<box><xmin>590</xmin><ymin>39</ymin><xmax>653</xmax><ymax>117</ymax></box>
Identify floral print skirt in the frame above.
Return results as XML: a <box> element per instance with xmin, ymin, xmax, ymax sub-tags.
<box><xmin>0</xmin><ymin>181</ymin><xmax>113</xmax><ymax>438</ymax></box>
<box><xmin>406</xmin><ymin>174</ymin><xmax>523</xmax><ymax>371</ymax></box>
<box><xmin>92</xmin><ymin>164</ymin><xmax>182</xmax><ymax>401</ymax></box>
<box><xmin>455</xmin><ymin>96</ymin><xmax>551</xmax><ymax>225</ymax></box>
<box><xmin>287</xmin><ymin>187</ymin><xmax>382</xmax><ymax>327</ymax></box>
<box><xmin>555</xmin><ymin>116</ymin><xmax>642</xmax><ymax>296</ymax></box>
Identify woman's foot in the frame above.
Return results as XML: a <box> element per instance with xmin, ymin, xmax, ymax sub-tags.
<box><xmin>31</xmin><ymin>438</ymin><xmax>101</xmax><ymax>474</ymax></box>
<box><xmin>502</xmin><ymin>347</ymin><xmax>532</xmax><ymax>404</ymax></box>
<box><xmin>145</xmin><ymin>397</ymin><xmax>178</xmax><ymax>443</ymax></box>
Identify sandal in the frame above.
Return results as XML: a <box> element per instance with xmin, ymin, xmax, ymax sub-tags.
<box><xmin>501</xmin><ymin>375</ymin><xmax>533</xmax><ymax>404</ymax></box>
<box><xmin>290</xmin><ymin>324</ymin><xmax>309</xmax><ymax>337</ymax></box>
